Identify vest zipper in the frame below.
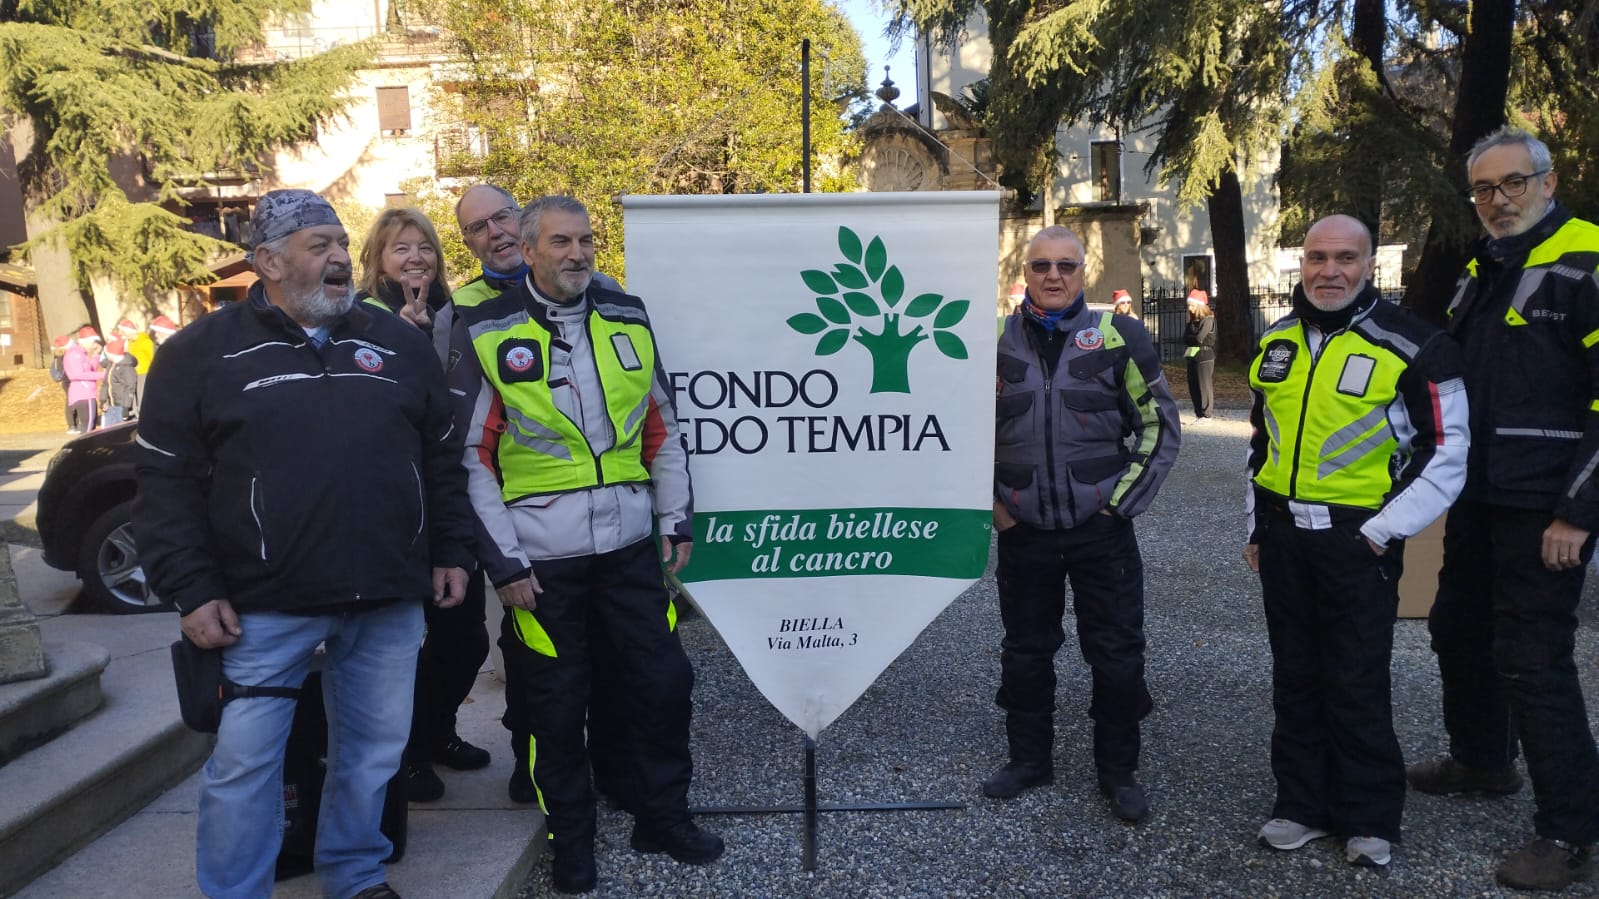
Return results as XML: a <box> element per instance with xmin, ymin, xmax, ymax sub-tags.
<box><xmin>583</xmin><ymin>313</ymin><xmax>608</xmax><ymax>488</ymax></box>
<box><xmin>1037</xmin><ymin>339</ymin><xmax>1068</xmax><ymax>527</ymax></box>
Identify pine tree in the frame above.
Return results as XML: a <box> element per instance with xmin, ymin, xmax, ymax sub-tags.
<box><xmin>895</xmin><ymin>0</ymin><xmax>1295</xmax><ymax>362</ymax></box>
<box><xmin>0</xmin><ymin>1</ymin><xmax>369</xmax><ymax>331</ymax></box>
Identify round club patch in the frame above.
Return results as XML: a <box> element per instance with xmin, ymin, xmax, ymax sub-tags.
<box><xmin>505</xmin><ymin>346</ymin><xmax>538</xmax><ymax>373</ymax></box>
<box><xmin>1074</xmin><ymin>327</ymin><xmax>1105</xmax><ymax>351</ymax></box>
<box><xmin>353</xmin><ymin>347</ymin><xmax>384</xmax><ymax>372</ymax></box>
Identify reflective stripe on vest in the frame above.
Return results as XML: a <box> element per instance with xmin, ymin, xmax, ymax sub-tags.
<box><xmin>470</xmin><ymin>307</ymin><xmax>654</xmax><ymax>501</ymax></box>
<box><xmin>1249</xmin><ymin>324</ymin><xmax>1405</xmax><ymax>509</ymax></box>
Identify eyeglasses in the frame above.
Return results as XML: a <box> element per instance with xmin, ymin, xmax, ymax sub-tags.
<box><xmin>1464</xmin><ymin>171</ymin><xmax>1549</xmax><ymax>205</ymax></box>
<box><xmin>463</xmin><ymin>206</ymin><xmax>519</xmax><ymax>239</ymax></box>
<box><xmin>1028</xmin><ymin>259</ymin><xmax>1083</xmax><ymax>275</ymax></box>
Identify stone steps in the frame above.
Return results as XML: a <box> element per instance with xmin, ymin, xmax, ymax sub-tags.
<box><xmin>0</xmin><ymin>640</ymin><xmax>212</xmax><ymax>897</ymax></box>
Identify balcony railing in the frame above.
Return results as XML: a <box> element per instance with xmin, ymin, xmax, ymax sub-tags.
<box><xmin>235</xmin><ymin>21</ymin><xmax>453</xmax><ymax>63</ymax></box>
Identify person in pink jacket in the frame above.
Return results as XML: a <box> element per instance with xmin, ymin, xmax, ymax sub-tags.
<box><xmin>64</xmin><ymin>326</ymin><xmax>106</xmax><ymax>434</ymax></box>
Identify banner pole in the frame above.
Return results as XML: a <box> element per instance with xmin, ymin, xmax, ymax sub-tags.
<box><xmin>803</xmin><ymin>736</ymin><xmax>818</xmax><ymax>871</ymax></box>
<box><xmin>801</xmin><ymin>38</ymin><xmax>812</xmax><ymax>193</ymax></box>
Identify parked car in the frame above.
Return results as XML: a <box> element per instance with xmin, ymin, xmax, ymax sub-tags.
<box><xmin>36</xmin><ymin>422</ymin><xmax>168</xmax><ymax>614</ymax></box>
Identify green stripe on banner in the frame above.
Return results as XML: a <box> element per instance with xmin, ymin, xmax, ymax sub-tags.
<box><xmin>688</xmin><ymin>507</ymin><xmax>992</xmax><ymax>582</ymax></box>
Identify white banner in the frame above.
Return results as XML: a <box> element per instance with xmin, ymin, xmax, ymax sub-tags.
<box><xmin>623</xmin><ymin>192</ymin><xmax>1000</xmax><ymax>737</ymax></box>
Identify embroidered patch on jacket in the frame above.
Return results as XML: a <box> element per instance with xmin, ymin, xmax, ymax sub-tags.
<box><xmin>497</xmin><ymin>339</ymin><xmax>544</xmax><ymax>383</ymax></box>
<box><xmin>352</xmin><ymin>347</ymin><xmax>384</xmax><ymax>373</ymax></box>
<box><xmin>1074</xmin><ymin>327</ymin><xmax>1104</xmax><ymax>351</ymax></box>
<box><xmin>1257</xmin><ymin>340</ymin><xmax>1297</xmax><ymax>383</ymax></box>
<box><xmin>1337</xmin><ymin>354</ymin><xmax>1376</xmax><ymax>396</ymax></box>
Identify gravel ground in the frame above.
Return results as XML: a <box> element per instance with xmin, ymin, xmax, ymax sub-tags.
<box><xmin>517</xmin><ymin>405</ymin><xmax>1599</xmax><ymax>898</ymax></box>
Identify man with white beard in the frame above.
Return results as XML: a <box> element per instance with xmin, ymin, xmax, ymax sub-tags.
<box><xmin>136</xmin><ymin>189</ymin><xmax>474</xmax><ymax>899</ymax></box>
<box><xmin>1243</xmin><ymin>214</ymin><xmax>1469</xmax><ymax>871</ymax></box>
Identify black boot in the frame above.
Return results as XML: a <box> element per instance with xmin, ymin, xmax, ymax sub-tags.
<box><xmin>631</xmin><ymin>818</ymin><xmax>726</xmax><ymax>864</ymax></box>
<box><xmin>981</xmin><ymin>760</ymin><xmax>1054</xmax><ymax>799</ymax></box>
<box><xmin>551</xmin><ymin>843</ymin><xmax>597</xmax><ymax>894</ymax></box>
<box><xmin>508</xmin><ymin>732</ymin><xmax>536</xmax><ymax>804</ymax></box>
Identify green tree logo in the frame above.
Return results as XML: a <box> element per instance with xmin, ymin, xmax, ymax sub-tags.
<box><xmin>786</xmin><ymin>227</ymin><xmax>971</xmax><ymax>394</ymax></box>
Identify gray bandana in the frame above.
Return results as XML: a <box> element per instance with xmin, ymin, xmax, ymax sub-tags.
<box><xmin>248</xmin><ymin>189</ymin><xmax>342</xmax><ymax>261</ymax></box>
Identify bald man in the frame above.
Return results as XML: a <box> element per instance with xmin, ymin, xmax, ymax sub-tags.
<box><xmin>1244</xmin><ymin>214</ymin><xmax>1469</xmax><ymax>869</ymax></box>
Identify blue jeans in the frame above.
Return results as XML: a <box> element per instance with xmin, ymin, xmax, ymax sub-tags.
<box><xmin>197</xmin><ymin>601</ymin><xmax>423</xmax><ymax>899</ymax></box>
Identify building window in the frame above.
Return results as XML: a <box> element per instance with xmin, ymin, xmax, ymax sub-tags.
<box><xmin>1092</xmin><ymin>140</ymin><xmax>1121</xmax><ymax>203</ymax></box>
<box><xmin>1183</xmin><ymin>255</ymin><xmax>1214</xmax><ymax>298</ymax></box>
<box><xmin>376</xmin><ymin>86</ymin><xmax>412</xmax><ymax>135</ymax></box>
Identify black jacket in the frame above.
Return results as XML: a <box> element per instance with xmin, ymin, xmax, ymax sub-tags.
<box><xmin>1446</xmin><ymin>203</ymin><xmax>1599</xmax><ymax>529</ymax></box>
<box><xmin>135</xmin><ymin>284</ymin><xmax>474</xmax><ymax>615</ymax></box>
<box><xmin>108</xmin><ymin>355</ymin><xmax>138</xmax><ymax>408</ymax></box>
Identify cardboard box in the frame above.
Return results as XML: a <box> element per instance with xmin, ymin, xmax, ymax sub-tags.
<box><xmin>1397</xmin><ymin>517</ymin><xmax>1447</xmax><ymax>619</ymax></box>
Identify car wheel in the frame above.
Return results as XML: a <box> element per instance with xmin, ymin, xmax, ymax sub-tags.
<box><xmin>76</xmin><ymin>500</ymin><xmax>169</xmax><ymax>614</ymax></box>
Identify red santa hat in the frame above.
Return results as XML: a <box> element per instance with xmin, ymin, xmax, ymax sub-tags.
<box><xmin>52</xmin><ymin>335</ymin><xmax>70</xmax><ymax>349</ymax></box>
<box><xmin>1112</xmin><ymin>289</ymin><xmax>1132</xmax><ymax>302</ymax></box>
<box><xmin>77</xmin><ymin>326</ymin><xmax>102</xmax><ymax>342</ymax></box>
<box><xmin>1187</xmin><ymin>289</ymin><xmax>1209</xmax><ymax>306</ymax></box>
<box><xmin>105</xmin><ymin>339</ymin><xmax>126</xmax><ymax>356</ymax></box>
<box><xmin>150</xmin><ymin>315</ymin><xmax>179</xmax><ymax>334</ymax></box>
<box><xmin>116</xmin><ymin>318</ymin><xmax>138</xmax><ymax>334</ymax></box>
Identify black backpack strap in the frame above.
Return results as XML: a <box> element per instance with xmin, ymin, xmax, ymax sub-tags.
<box><xmin>222</xmin><ymin>681</ymin><xmax>303</xmax><ymax>701</ymax></box>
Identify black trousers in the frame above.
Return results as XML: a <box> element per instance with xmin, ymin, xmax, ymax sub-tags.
<box><xmin>499</xmin><ymin>601</ymin><xmax>636</xmax><ymax>810</ymax></box>
<box><xmin>1186</xmin><ymin>358</ymin><xmax>1214</xmax><ymax>418</ymax></box>
<box><xmin>67</xmin><ymin>399</ymin><xmax>94</xmax><ymax>432</ymax></box>
<box><xmin>408</xmin><ymin>565</ymin><xmax>490</xmax><ymax>760</ymax></box>
<box><xmin>1429</xmin><ymin>500</ymin><xmax>1599</xmax><ymax>844</ymax></box>
<box><xmin>1257</xmin><ymin>502</ymin><xmax>1405</xmax><ymax>841</ymax></box>
<box><xmin>994</xmin><ymin>515</ymin><xmax>1152</xmax><ymax>780</ymax></box>
<box><xmin>502</xmin><ymin>538</ymin><xmax>695</xmax><ymax>852</ymax></box>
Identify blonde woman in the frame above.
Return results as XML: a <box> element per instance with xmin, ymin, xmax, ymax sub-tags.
<box><xmin>1184</xmin><ymin>289</ymin><xmax>1216</xmax><ymax>419</ymax></box>
<box><xmin>357</xmin><ymin>207</ymin><xmax>455</xmax><ymax>366</ymax></box>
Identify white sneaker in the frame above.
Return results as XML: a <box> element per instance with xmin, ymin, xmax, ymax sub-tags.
<box><xmin>1258</xmin><ymin>818</ymin><xmax>1330</xmax><ymax>850</ymax></box>
<box><xmin>1346</xmin><ymin>835</ymin><xmax>1391</xmax><ymax>867</ymax></box>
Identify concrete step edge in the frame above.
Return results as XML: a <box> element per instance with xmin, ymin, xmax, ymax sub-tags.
<box><xmin>0</xmin><ymin>640</ymin><xmax>111</xmax><ymax>762</ymax></box>
<box><xmin>0</xmin><ymin>715</ymin><xmax>210</xmax><ymax>896</ymax></box>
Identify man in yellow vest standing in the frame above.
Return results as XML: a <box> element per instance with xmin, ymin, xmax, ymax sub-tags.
<box><xmin>1244</xmin><ymin>214</ymin><xmax>1469</xmax><ymax>869</ymax></box>
<box><xmin>448</xmin><ymin>195</ymin><xmax>719</xmax><ymax>894</ymax></box>
<box><xmin>1408</xmin><ymin>127</ymin><xmax>1599</xmax><ymax>891</ymax></box>
<box><xmin>451</xmin><ymin>184</ymin><xmax>636</xmax><ymax>815</ymax></box>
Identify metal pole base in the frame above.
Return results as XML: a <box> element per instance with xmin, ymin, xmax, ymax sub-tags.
<box><xmin>689</xmin><ymin>735</ymin><xmax>966</xmax><ymax>872</ymax></box>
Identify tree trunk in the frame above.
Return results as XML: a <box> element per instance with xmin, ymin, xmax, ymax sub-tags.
<box><xmin>1348</xmin><ymin>0</ymin><xmax>1387</xmax><ymax>240</ymax></box>
<box><xmin>1207</xmin><ymin>167</ymin><xmax>1253</xmax><ymax>364</ymax></box>
<box><xmin>1405</xmin><ymin>0</ymin><xmax>1517</xmax><ymax>325</ymax></box>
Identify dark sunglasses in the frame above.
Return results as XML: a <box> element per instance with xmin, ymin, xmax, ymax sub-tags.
<box><xmin>1028</xmin><ymin>259</ymin><xmax>1083</xmax><ymax>275</ymax></box>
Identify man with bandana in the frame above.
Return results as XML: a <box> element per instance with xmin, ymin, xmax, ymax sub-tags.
<box><xmin>1243</xmin><ymin>214</ymin><xmax>1468</xmax><ymax>871</ymax></box>
<box><xmin>135</xmin><ymin>189</ymin><xmax>474</xmax><ymax>899</ymax></box>
<box><xmin>450</xmin><ymin>195</ymin><xmax>716</xmax><ymax>894</ymax></box>
<box><xmin>1409</xmin><ymin>126</ymin><xmax>1599</xmax><ymax>892</ymax></box>
<box><xmin>987</xmin><ymin>225</ymin><xmax>1180</xmax><ymax>823</ymax></box>
<box><xmin>450</xmin><ymin>184</ymin><xmax>636</xmax><ymax>814</ymax></box>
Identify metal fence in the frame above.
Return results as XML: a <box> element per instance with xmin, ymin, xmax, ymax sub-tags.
<box><xmin>1137</xmin><ymin>281</ymin><xmax>1405</xmax><ymax>363</ymax></box>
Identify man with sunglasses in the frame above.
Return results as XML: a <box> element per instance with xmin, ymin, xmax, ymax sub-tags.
<box><xmin>1408</xmin><ymin>127</ymin><xmax>1599</xmax><ymax>891</ymax></box>
<box><xmin>987</xmin><ymin>226</ymin><xmax>1180</xmax><ymax>823</ymax></box>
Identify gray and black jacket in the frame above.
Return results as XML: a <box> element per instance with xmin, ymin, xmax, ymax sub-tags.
<box><xmin>995</xmin><ymin>297</ymin><xmax>1181</xmax><ymax>529</ymax></box>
